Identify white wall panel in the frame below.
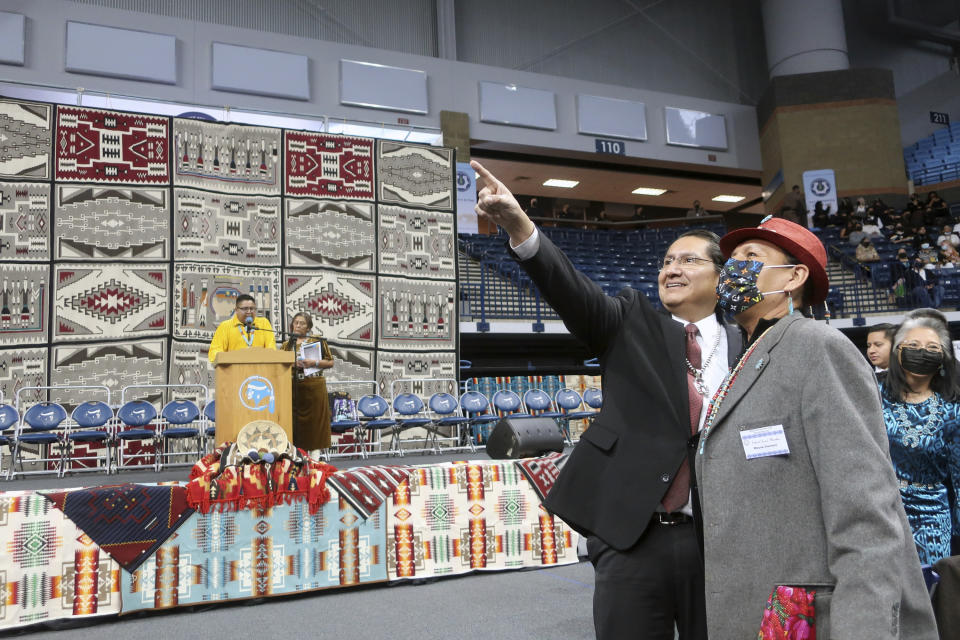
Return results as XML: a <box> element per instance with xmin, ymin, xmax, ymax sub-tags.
<box><xmin>211</xmin><ymin>42</ymin><xmax>309</xmax><ymax>101</ymax></box>
<box><xmin>0</xmin><ymin>11</ymin><xmax>25</xmax><ymax>66</ymax></box>
<box><xmin>65</xmin><ymin>21</ymin><xmax>176</xmax><ymax>84</ymax></box>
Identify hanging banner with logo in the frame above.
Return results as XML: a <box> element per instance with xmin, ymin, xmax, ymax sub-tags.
<box><xmin>456</xmin><ymin>162</ymin><xmax>478</xmax><ymax>234</ymax></box>
<box><xmin>802</xmin><ymin>169</ymin><xmax>839</xmax><ymax>222</ymax></box>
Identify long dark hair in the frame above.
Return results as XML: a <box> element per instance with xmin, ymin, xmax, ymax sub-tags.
<box><xmin>285</xmin><ymin>312</ymin><xmax>314</xmax><ymax>350</ymax></box>
<box><xmin>883</xmin><ymin>309</ymin><xmax>960</xmax><ymax>403</ymax></box>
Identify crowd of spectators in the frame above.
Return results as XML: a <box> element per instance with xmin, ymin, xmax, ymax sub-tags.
<box><xmin>810</xmin><ymin>192</ymin><xmax>957</xmax><ymax>309</ymax></box>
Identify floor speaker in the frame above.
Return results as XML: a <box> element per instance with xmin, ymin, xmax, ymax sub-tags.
<box><xmin>485</xmin><ymin>417</ymin><xmax>564</xmax><ymax>459</ymax></box>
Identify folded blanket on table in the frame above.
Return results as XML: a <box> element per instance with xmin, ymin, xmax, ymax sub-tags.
<box><xmin>42</xmin><ymin>483</ymin><xmax>194</xmax><ymax>572</ymax></box>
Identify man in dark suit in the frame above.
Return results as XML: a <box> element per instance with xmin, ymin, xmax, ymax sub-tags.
<box><xmin>472</xmin><ymin>161</ymin><xmax>741</xmax><ymax>640</ymax></box>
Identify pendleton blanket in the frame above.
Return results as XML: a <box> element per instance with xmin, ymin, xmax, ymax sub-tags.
<box><xmin>186</xmin><ymin>443</ymin><xmax>338</xmax><ymax>515</ymax></box>
<box><xmin>326</xmin><ymin>465</ymin><xmax>414</xmax><ymax>520</ymax></box>
<box><xmin>42</xmin><ymin>483</ymin><xmax>194</xmax><ymax>572</ymax></box>
<box><xmin>514</xmin><ymin>452</ymin><xmax>568</xmax><ymax>503</ymax></box>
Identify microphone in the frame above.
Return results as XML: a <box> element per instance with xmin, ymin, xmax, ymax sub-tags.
<box><xmin>244</xmin><ymin>316</ymin><xmax>254</xmax><ymax>335</ymax></box>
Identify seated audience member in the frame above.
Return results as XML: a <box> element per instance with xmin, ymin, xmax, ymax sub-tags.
<box><xmin>927</xmin><ymin>192</ymin><xmax>949</xmax><ymax>226</ymax></box>
<box><xmin>812</xmin><ymin>200</ymin><xmax>830</xmax><ymax>228</ymax></box>
<box><xmin>941</xmin><ymin>243</ymin><xmax>960</xmax><ymax>268</ymax></box>
<box><xmin>848</xmin><ymin>222</ymin><xmax>868</xmax><ymax>246</ymax></box>
<box><xmin>907</xmin><ymin>259</ymin><xmax>944</xmax><ymax>308</ymax></box>
<box><xmin>890</xmin><ymin>223</ymin><xmax>913</xmax><ymax>244</ymax></box>
<box><xmin>837</xmin><ymin>196</ymin><xmax>853</xmax><ymax>218</ymax></box>
<box><xmin>891</xmin><ymin>248</ymin><xmax>912</xmax><ymax>306</ymax></box>
<box><xmin>880</xmin><ymin>309</ymin><xmax>960</xmax><ymax>565</ymax></box>
<box><xmin>856</xmin><ymin>237</ymin><xmax>881</xmax><ymax>262</ymax></box>
<box><xmin>862</xmin><ymin>211</ymin><xmax>884</xmax><ymax>237</ymax></box>
<box><xmin>866</xmin><ymin>323</ymin><xmax>896</xmax><ymax>382</ymax></box>
<box><xmin>907</xmin><ymin>203</ymin><xmax>926</xmax><ymax>231</ymax></box>
<box><xmin>839</xmin><ymin>219</ymin><xmax>856</xmax><ymax>240</ymax></box>
<box><xmin>938</xmin><ymin>224</ymin><xmax>960</xmax><ymax>249</ymax></box>
<box><xmin>852</xmin><ymin>196</ymin><xmax>868</xmax><ymax>221</ymax></box>
<box><xmin>913</xmin><ymin>225</ymin><xmax>932</xmax><ymax>250</ymax></box>
<box><xmin>905</xmin><ymin>193</ymin><xmax>922</xmax><ymax>217</ymax></box>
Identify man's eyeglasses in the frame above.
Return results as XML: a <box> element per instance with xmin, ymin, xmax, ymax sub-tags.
<box><xmin>237</xmin><ymin>306</ymin><xmax>257</xmax><ymax>312</ymax></box>
<box><xmin>659</xmin><ymin>256</ymin><xmax>715</xmax><ymax>271</ymax></box>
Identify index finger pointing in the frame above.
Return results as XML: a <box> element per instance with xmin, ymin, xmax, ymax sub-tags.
<box><xmin>470</xmin><ymin>160</ymin><xmax>498</xmax><ymax>186</ymax></box>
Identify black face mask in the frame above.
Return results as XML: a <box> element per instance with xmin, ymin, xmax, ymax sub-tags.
<box><xmin>900</xmin><ymin>347</ymin><xmax>944</xmax><ymax>376</ymax></box>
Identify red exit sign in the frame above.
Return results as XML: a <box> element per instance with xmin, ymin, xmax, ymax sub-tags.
<box><xmin>397</xmin><ymin>117</ymin><xmax>410</xmax><ymax>125</ymax></box>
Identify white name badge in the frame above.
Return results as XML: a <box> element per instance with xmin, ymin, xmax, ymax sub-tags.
<box><xmin>739</xmin><ymin>424</ymin><xmax>790</xmax><ymax>459</ymax></box>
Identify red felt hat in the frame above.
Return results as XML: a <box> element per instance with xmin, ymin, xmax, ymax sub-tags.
<box><xmin>719</xmin><ymin>216</ymin><xmax>829</xmax><ymax>306</ymax></box>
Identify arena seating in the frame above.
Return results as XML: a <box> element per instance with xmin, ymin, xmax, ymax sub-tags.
<box><xmin>905</xmin><ymin>122</ymin><xmax>960</xmax><ymax>186</ymax></box>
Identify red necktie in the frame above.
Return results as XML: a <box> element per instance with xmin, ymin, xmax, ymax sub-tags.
<box><xmin>662</xmin><ymin>323</ymin><xmax>703</xmax><ymax>513</ymax></box>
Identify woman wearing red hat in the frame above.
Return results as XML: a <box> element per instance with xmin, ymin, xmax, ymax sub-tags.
<box><xmin>696</xmin><ymin>216</ymin><xmax>937</xmax><ymax>639</ymax></box>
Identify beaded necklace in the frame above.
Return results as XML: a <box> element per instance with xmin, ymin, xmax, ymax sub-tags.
<box><xmin>894</xmin><ymin>393</ymin><xmax>941</xmax><ymax>448</ymax></box>
<box><xmin>698</xmin><ymin>324</ymin><xmax>775</xmax><ymax>455</ymax></box>
<box><xmin>686</xmin><ymin>326</ymin><xmax>722</xmax><ymax>396</ymax></box>
<box><xmin>237</xmin><ymin>322</ymin><xmax>255</xmax><ymax>347</ymax></box>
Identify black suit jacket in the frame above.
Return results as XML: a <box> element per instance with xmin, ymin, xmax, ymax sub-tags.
<box><xmin>520</xmin><ymin>234</ymin><xmax>741</xmax><ymax>551</ymax></box>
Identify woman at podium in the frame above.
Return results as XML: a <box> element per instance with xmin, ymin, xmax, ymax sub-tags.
<box><xmin>283</xmin><ymin>312</ymin><xmax>334</xmax><ymax>455</ymax></box>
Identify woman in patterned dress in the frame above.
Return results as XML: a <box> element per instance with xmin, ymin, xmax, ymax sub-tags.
<box><xmin>282</xmin><ymin>312</ymin><xmax>334</xmax><ymax>456</ymax></box>
<box><xmin>881</xmin><ymin>308</ymin><xmax>960</xmax><ymax>565</ymax></box>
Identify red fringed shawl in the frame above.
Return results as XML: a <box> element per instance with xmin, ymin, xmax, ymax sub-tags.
<box><xmin>186</xmin><ymin>443</ymin><xmax>338</xmax><ymax>515</ymax></box>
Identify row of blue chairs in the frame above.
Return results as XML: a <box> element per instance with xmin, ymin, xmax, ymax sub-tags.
<box><xmin>0</xmin><ymin>385</ymin><xmax>214</xmax><ymax>479</ymax></box>
<box><xmin>328</xmin><ymin>384</ymin><xmax>602</xmax><ymax>458</ymax></box>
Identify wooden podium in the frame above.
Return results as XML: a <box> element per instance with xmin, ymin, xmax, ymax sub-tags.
<box><xmin>213</xmin><ymin>347</ymin><xmax>295</xmax><ymax>445</ymax></box>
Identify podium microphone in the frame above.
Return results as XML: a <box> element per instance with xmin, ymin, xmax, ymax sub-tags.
<box><xmin>244</xmin><ymin>316</ymin><xmax>254</xmax><ymax>336</ymax></box>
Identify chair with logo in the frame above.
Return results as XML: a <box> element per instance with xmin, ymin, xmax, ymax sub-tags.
<box><xmin>459</xmin><ymin>390</ymin><xmax>500</xmax><ymax>446</ymax></box>
<box><xmin>158</xmin><ymin>399</ymin><xmax>203</xmax><ymax>469</ymax></box>
<box><xmin>114</xmin><ymin>400</ymin><xmax>160</xmax><ymax>472</ymax></box>
<box><xmin>9</xmin><ymin>400</ymin><xmax>67</xmax><ymax>479</ymax></box>
<box><xmin>325</xmin><ymin>381</ymin><xmax>369</xmax><ymax>459</ymax></box>
<box><xmin>389</xmin><ymin>392</ymin><xmax>432</xmax><ymax>457</ymax></box>
<box><xmin>355</xmin><ymin>394</ymin><xmax>397</xmax><ymax>458</ymax></box>
<box><xmin>554</xmin><ymin>388</ymin><xmax>596</xmax><ymax>444</ymax></box>
<box><xmin>64</xmin><ymin>400</ymin><xmax>114</xmax><ymax>475</ymax></box>
<box><xmin>427</xmin><ymin>392</ymin><xmax>472</xmax><ymax>453</ymax></box>
<box><xmin>121</xmin><ymin>384</ymin><xmax>207</xmax><ymax>470</ymax></box>
<box><xmin>492</xmin><ymin>389</ymin><xmax>530</xmax><ymax>419</ymax></box>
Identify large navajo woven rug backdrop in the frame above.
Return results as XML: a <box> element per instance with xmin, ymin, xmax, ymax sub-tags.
<box><xmin>0</xmin><ymin>97</ymin><xmax>459</xmax><ymax>408</ymax></box>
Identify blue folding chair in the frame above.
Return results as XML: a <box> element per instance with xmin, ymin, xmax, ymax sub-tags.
<box><xmin>158</xmin><ymin>400</ymin><xmax>202</xmax><ymax>469</ymax></box>
<box><xmin>64</xmin><ymin>401</ymin><xmax>114</xmax><ymax>475</ymax></box>
<box><xmin>583</xmin><ymin>388</ymin><xmax>603</xmax><ymax>410</ymax></box>
<box><xmin>10</xmin><ymin>402</ymin><xmax>67</xmax><ymax>478</ymax></box>
<box><xmin>492</xmin><ymin>389</ymin><xmax>530</xmax><ymax>418</ymax></box>
<box><xmin>390</xmin><ymin>393</ymin><xmax>432</xmax><ymax>456</ymax></box>
<box><xmin>355</xmin><ymin>394</ymin><xmax>397</xmax><ymax>458</ymax></box>
<box><xmin>115</xmin><ymin>400</ymin><xmax>159</xmax><ymax>472</ymax></box>
<box><xmin>0</xmin><ymin>404</ymin><xmax>20</xmax><ymax>479</ymax></box>
<box><xmin>203</xmin><ymin>401</ymin><xmax>217</xmax><ymax>451</ymax></box>
<box><xmin>459</xmin><ymin>390</ymin><xmax>499</xmax><ymax>445</ymax></box>
<box><xmin>554</xmin><ymin>388</ymin><xmax>596</xmax><ymax>444</ymax></box>
<box><xmin>427</xmin><ymin>392</ymin><xmax>472</xmax><ymax>453</ymax></box>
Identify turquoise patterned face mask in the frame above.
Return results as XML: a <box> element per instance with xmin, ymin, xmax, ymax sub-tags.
<box><xmin>716</xmin><ymin>259</ymin><xmax>794</xmax><ymax>315</ymax></box>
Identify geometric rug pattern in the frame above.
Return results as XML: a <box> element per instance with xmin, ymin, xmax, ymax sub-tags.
<box><xmin>0</xmin><ymin>95</ymin><xmax>457</xmax><ymax>406</ymax></box>
<box><xmin>0</xmin><ymin>491</ymin><xmax>122</xmax><ymax>631</ymax></box>
<box><xmin>385</xmin><ymin>460</ymin><xmax>579</xmax><ymax>580</ymax></box>
<box><xmin>0</xmin><ymin>459</ymin><xmax>580</xmax><ymax>630</ymax></box>
<box><xmin>0</xmin><ymin>182</ymin><xmax>49</xmax><ymax>261</ymax></box>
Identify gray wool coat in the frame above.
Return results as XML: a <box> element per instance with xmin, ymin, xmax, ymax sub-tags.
<box><xmin>695</xmin><ymin>314</ymin><xmax>937</xmax><ymax>639</ymax></box>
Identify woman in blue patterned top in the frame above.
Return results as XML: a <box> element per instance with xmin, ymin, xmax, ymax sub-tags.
<box><xmin>880</xmin><ymin>308</ymin><xmax>960</xmax><ymax>565</ymax></box>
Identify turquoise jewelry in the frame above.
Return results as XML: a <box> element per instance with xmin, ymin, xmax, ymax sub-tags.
<box><xmin>895</xmin><ymin>394</ymin><xmax>941</xmax><ymax>448</ymax></box>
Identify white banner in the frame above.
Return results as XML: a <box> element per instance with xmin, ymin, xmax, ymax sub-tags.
<box><xmin>456</xmin><ymin>162</ymin><xmax>478</xmax><ymax>234</ymax></box>
<box><xmin>802</xmin><ymin>169</ymin><xmax>839</xmax><ymax>224</ymax></box>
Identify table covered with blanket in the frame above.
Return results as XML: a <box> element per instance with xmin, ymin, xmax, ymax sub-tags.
<box><xmin>0</xmin><ymin>456</ymin><xmax>579</xmax><ymax>631</ymax></box>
